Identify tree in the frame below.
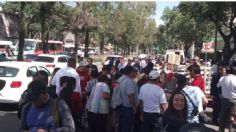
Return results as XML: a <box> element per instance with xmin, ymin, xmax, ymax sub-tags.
<box><xmin>178</xmin><ymin>2</ymin><xmax>236</xmax><ymax>64</ymax></box>
<box><xmin>159</xmin><ymin>6</ymin><xmax>214</xmax><ymax>57</ymax></box>
<box><xmin>71</xmin><ymin>2</ymin><xmax>98</xmax><ymax>58</ymax></box>
<box><xmin>17</xmin><ymin>2</ymin><xmax>27</xmax><ymax>61</ymax></box>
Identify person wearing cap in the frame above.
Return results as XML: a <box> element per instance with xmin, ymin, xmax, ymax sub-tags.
<box><xmin>139</xmin><ymin>70</ymin><xmax>168</xmax><ymax>132</ymax></box>
<box><xmin>76</xmin><ymin>60</ymin><xmax>90</xmax><ymax>95</ymax></box>
<box><xmin>117</xmin><ymin>65</ymin><xmax>139</xmax><ymax>132</ymax></box>
<box><xmin>76</xmin><ymin>60</ymin><xmax>91</xmax><ymax>129</ymax></box>
<box><xmin>20</xmin><ymin>80</ymin><xmax>75</xmax><ymax>132</ymax></box>
<box><xmin>175</xmin><ymin>74</ymin><xmax>208</xmax><ymax>123</ymax></box>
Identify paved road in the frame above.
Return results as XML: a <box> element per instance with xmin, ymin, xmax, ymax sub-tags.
<box><xmin>0</xmin><ymin>103</ymin><xmax>20</xmax><ymax>132</ymax></box>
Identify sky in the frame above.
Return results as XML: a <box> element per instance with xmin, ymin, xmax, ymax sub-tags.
<box><xmin>155</xmin><ymin>1</ymin><xmax>180</xmax><ymax>26</ymax></box>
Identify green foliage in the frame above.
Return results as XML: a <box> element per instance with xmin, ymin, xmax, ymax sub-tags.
<box><xmin>157</xmin><ymin>4</ymin><xmax>214</xmax><ymax>57</ymax></box>
<box><xmin>2</xmin><ymin>2</ymin><xmax>158</xmax><ymax>56</ymax></box>
<box><xmin>178</xmin><ymin>2</ymin><xmax>236</xmax><ymax>64</ymax></box>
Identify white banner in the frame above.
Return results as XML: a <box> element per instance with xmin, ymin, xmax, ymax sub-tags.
<box><xmin>201</xmin><ymin>42</ymin><xmax>215</xmax><ymax>53</ymax></box>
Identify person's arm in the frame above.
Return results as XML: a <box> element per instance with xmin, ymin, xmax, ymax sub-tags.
<box><xmin>160</xmin><ymin>89</ymin><xmax>168</xmax><ymax>114</ymax></box>
<box><xmin>19</xmin><ymin>103</ymin><xmax>31</xmax><ymax>131</ymax></box>
<box><xmin>75</xmin><ymin>74</ymin><xmax>81</xmax><ymax>93</ymax></box>
<box><xmin>202</xmin><ymin>94</ymin><xmax>208</xmax><ymax>105</ymax></box>
<box><xmin>128</xmin><ymin>93</ymin><xmax>136</xmax><ymax>113</ymax></box>
<box><xmin>54</xmin><ymin>99</ymin><xmax>75</xmax><ymax>132</ymax></box>
<box><xmin>160</xmin><ymin>103</ymin><xmax>168</xmax><ymax>114</ymax></box>
<box><xmin>50</xmin><ymin>71</ymin><xmax>59</xmax><ymax>86</ymax></box>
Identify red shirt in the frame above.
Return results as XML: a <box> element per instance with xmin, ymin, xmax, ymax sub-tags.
<box><xmin>191</xmin><ymin>74</ymin><xmax>205</xmax><ymax>93</ymax></box>
<box><xmin>76</xmin><ymin>69</ymin><xmax>90</xmax><ymax>92</ymax></box>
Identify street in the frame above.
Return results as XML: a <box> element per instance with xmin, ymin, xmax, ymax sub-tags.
<box><xmin>0</xmin><ymin>103</ymin><xmax>20</xmax><ymax>132</ymax></box>
<box><xmin>0</xmin><ymin>103</ymin><xmax>227</xmax><ymax>132</ymax></box>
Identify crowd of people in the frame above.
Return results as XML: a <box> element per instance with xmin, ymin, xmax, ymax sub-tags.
<box><xmin>17</xmin><ymin>56</ymin><xmax>236</xmax><ymax>132</ymax></box>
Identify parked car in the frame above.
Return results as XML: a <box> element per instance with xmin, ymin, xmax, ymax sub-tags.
<box><xmin>32</xmin><ymin>54</ymin><xmax>69</xmax><ymax>73</ymax></box>
<box><xmin>0</xmin><ymin>61</ymin><xmax>50</xmax><ymax>103</ymax></box>
<box><xmin>104</xmin><ymin>54</ymin><xmax>123</xmax><ymax>66</ymax></box>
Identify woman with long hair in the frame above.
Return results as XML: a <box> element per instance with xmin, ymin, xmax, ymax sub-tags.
<box><xmin>163</xmin><ymin>90</ymin><xmax>188</xmax><ymax>132</ymax></box>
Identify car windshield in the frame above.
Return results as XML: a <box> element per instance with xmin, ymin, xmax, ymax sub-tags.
<box><xmin>24</xmin><ymin>40</ymin><xmax>35</xmax><ymax>51</ymax></box>
<box><xmin>34</xmin><ymin>56</ymin><xmax>54</xmax><ymax>63</ymax></box>
<box><xmin>0</xmin><ymin>66</ymin><xmax>19</xmax><ymax>77</ymax></box>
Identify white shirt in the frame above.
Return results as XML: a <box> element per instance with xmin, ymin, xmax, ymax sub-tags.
<box><xmin>183</xmin><ymin>85</ymin><xmax>205</xmax><ymax>123</ymax></box>
<box><xmin>217</xmin><ymin>74</ymin><xmax>236</xmax><ymax>99</ymax></box>
<box><xmin>51</xmin><ymin>67</ymin><xmax>81</xmax><ymax>95</ymax></box>
<box><xmin>139</xmin><ymin>83</ymin><xmax>167</xmax><ymax>113</ymax></box>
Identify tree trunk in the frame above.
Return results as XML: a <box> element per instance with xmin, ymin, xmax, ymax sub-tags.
<box><xmin>84</xmin><ymin>29</ymin><xmax>89</xmax><ymax>58</ymax></box>
<box><xmin>74</xmin><ymin>30</ymin><xmax>79</xmax><ymax>63</ymax></box>
<box><xmin>100</xmin><ymin>33</ymin><xmax>104</xmax><ymax>54</ymax></box>
<box><xmin>222</xmin><ymin>36</ymin><xmax>231</xmax><ymax>65</ymax></box>
<box><xmin>40</xmin><ymin>4</ymin><xmax>47</xmax><ymax>54</ymax></box>
<box><xmin>17</xmin><ymin>2</ymin><xmax>26</xmax><ymax>61</ymax></box>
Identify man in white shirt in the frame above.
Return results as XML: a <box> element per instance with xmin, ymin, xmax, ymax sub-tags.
<box><xmin>139</xmin><ymin>70</ymin><xmax>167</xmax><ymax>132</ymax></box>
<box><xmin>51</xmin><ymin>58</ymin><xmax>81</xmax><ymax>95</ymax></box>
<box><xmin>217</xmin><ymin>66</ymin><xmax>236</xmax><ymax>132</ymax></box>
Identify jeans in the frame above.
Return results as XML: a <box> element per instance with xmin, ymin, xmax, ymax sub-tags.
<box><xmin>142</xmin><ymin>112</ymin><xmax>162</xmax><ymax>132</ymax></box>
<box><xmin>118</xmin><ymin>106</ymin><xmax>134</xmax><ymax>132</ymax></box>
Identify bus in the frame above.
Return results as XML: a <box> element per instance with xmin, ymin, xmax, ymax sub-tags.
<box><xmin>15</xmin><ymin>39</ymin><xmax>64</xmax><ymax>55</ymax></box>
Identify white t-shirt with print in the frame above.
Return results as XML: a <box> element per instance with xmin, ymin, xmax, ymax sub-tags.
<box><xmin>183</xmin><ymin>85</ymin><xmax>205</xmax><ymax>123</ymax></box>
<box><xmin>139</xmin><ymin>83</ymin><xmax>167</xmax><ymax>113</ymax></box>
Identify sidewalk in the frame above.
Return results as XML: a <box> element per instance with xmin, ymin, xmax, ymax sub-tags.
<box><xmin>205</xmin><ymin>107</ymin><xmax>229</xmax><ymax>132</ymax></box>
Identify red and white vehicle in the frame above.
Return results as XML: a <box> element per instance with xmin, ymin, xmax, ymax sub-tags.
<box><xmin>15</xmin><ymin>39</ymin><xmax>64</xmax><ymax>55</ymax></box>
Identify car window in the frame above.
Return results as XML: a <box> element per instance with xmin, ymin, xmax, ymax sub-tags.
<box><xmin>58</xmin><ymin>57</ymin><xmax>68</xmax><ymax>62</ymax></box>
<box><xmin>27</xmin><ymin>66</ymin><xmax>38</xmax><ymax>77</ymax></box>
<box><xmin>34</xmin><ymin>56</ymin><xmax>54</xmax><ymax>63</ymax></box>
<box><xmin>38</xmin><ymin>66</ymin><xmax>51</xmax><ymax>76</ymax></box>
<box><xmin>0</xmin><ymin>66</ymin><xmax>19</xmax><ymax>77</ymax></box>
<box><xmin>24</xmin><ymin>54</ymin><xmax>37</xmax><ymax>60</ymax></box>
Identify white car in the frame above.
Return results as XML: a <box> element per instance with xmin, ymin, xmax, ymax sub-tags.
<box><xmin>32</xmin><ymin>54</ymin><xmax>70</xmax><ymax>73</ymax></box>
<box><xmin>0</xmin><ymin>61</ymin><xmax>50</xmax><ymax>103</ymax></box>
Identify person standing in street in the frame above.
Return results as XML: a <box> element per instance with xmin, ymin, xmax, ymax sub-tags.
<box><xmin>118</xmin><ymin>66</ymin><xmax>139</xmax><ymax>132</ymax></box>
<box><xmin>51</xmin><ymin>57</ymin><xmax>81</xmax><ymax>95</ymax></box>
<box><xmin>51</xmin><ymin>58</ymin><xmax>83</xmax><ymax>129</ymax></box>
<box><xmin>20</xmin><ymin>80</ymin><xmax>75</xmax><ymax>132</ymax></box>
<box><xmin>139</xmin><ymin>70</ymin><xmax>168</xmax><ymax>132</ymax></box>
<box><xmin>86</xmin><ymin>57</ymin><xmax>98</xmax><ymax>73</ymax></box>
<box><xmin>218</xmin><ymin>66</ymin><xmax>236</xmax><ymax>132</ymax></box>
<box><xmin>176</xmin><ymin>74</ymin><xmax>208</xmax><ymax>123</ymax></box>
<box><xmin>187</xmin><ymin>64</ymin><xmax>205</xmax><ymax>93</ymax></box>
<box><xmin>210</xmin><ymin>66</ymin><xmax>226</xmax><ymax>125</ymax></box>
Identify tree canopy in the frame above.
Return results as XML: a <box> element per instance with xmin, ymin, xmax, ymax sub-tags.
<box><xmin>1</xmin><ymin>2</ymin><xmax>158</xmax><ymax>58</ymax></box>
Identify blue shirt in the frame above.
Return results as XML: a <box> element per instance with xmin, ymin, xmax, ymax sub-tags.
<box><xmin>26</xmin><ymin>100</ymin><xmax>56</xmax><ymax>132</ymax></box>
